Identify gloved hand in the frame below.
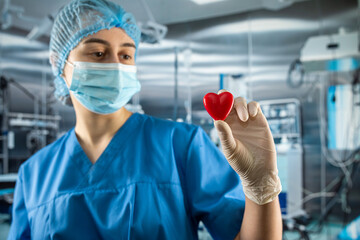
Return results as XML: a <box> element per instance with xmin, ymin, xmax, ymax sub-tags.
<box><xmin>214</xmin><ymin>90</ymin><xmax>281</xmax><ymax>205</ymax></box>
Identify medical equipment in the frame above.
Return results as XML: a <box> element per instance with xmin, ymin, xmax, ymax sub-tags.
<box><xmin>219</xmin><ymin>74</ymin><xmax>247</xmax><ymax>100</ymax></box>
<box><xmin>327</xmin><ymin>84</ymin><xmax>360</xmax><ymax>150</ymax></box>
<box><xmin>338</xmin><ymin>215</ymin><xmax>360</xmax><ymax>239</ymax></box>
<box><xmin>259</xmin><ymin>99</ymin><xmax>304</xmax><ymax>217</ymax></box>
<box><xmin>301</xmin><ymin>32</ymin><xmax>359</xmax><ymax>63</ymax></box>
<box><xmin>300</xmin><ymin>31</ymin><xmax>359</xmax><ymax>73</ymax></box>
<box><xmin>0</xmin><ymin>76</ymin><xmax>60</xmax><ymax>174</ymax></box>
<box><xmin>0</xmin><ymin>0</ymin><xmax>42</xmax><ymax>30</ymax></box>
<box><xmin>138</xmin><ymin>0</ymin><xmax>167</xmax><ymax>44</ymax></box>
<box><xmin>0</xmin><ymin>173</ymin><xmax>17</xmax><ymax>219</ymax></box>
<box><xmin>291</xmin><ymin>30</ymin><xmax>360</xmax><ymax>232</ymax></box>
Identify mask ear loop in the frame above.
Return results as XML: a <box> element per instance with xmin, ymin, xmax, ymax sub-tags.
<box><xmin>61</xmin><ymin>60</ymin><xmax>75</xmax><ymax>87</ymax></box>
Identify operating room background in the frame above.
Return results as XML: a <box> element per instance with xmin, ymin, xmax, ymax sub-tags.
<box><xmin>0</xmin><ymin>0</ymin><xmax>359</xmax><ymax>238</ymax></box>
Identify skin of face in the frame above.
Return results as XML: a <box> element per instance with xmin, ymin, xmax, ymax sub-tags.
<box><xmin>62</xmin><ymin>27</ymin><xmax>136</xmax><ymax>87</ymax></box>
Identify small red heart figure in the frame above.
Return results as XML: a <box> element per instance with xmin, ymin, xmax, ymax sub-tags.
<box><xmin>203</xmin><ymin>92</ymin><xmax>234</xmax><ymax>121</ymax></box>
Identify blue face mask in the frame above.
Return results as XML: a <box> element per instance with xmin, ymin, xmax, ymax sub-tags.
<box><xmin>66</xmin><ymin>61</ymin><xmax>141</xmax><ymax>114</ymax></box>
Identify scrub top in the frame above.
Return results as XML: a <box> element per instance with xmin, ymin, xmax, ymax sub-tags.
<box><xmin>8</xmin><ymin>113</ymin><xmax>245</xmax><ymax>240</ymax></box>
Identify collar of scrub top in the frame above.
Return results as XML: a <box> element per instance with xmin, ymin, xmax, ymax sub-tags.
<box><xmin>65</xmin><ymin>112</ymin><xmax>141</xmax><ymax>189</ymax></box>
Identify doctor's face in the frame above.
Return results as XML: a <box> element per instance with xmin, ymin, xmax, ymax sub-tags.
<box><xmin>62</xmin><ymin>27</ymin><xmax>136</xmax><ymax>87</ymax></box>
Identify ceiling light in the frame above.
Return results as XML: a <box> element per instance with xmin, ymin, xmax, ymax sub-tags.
<box><xmin>190</xmin><ymin>0</ymin><xmax>226</xmax><ymax>5</ymax></box>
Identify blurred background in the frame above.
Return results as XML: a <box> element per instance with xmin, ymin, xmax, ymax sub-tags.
<box><xmin>0</xmin><ymin>0</ymin><xmax>359</xmax><ymax>239</ymax></box>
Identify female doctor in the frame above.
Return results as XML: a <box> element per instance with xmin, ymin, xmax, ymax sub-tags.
<box><xmin>8</xmin><ymin>0</ymin><xmax>282</xmax><ymax>239</ymax></box>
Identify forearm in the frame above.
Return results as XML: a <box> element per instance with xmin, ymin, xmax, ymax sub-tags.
<box><xmin>235</xmin><ymin>196</ymin><xmax>282</xmax><ymax>240</ymax></box>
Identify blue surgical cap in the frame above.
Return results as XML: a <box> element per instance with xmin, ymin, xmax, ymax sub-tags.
<box><xmin>49</xmin><ymin>0</ymin><xmax>141</xmax><ymax>105</ymax></box>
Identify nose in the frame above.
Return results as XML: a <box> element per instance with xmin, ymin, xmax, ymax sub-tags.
<box><xmin>108</xmin><ymin>51</ymin><xmax>121</xmax><ymax>63</ymax></box>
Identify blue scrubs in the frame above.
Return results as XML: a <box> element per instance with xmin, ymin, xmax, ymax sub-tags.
<box><xmin>8</xmin><ymin>113</ymin><xmax>245</xmax><ymax>240</ymax></box>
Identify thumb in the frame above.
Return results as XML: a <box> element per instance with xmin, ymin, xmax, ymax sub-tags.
<box><xmin>214</xmin><ymin>120</ymin><xmax>236</xmax><ymax>155</ymax></box>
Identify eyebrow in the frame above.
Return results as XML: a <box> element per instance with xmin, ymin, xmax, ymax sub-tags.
<box><xmin>83</xmin><ymin>38</ymin><xmax>136</xmax><ymax>49</ymax></box>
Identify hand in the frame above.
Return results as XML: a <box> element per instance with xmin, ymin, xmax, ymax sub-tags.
<box><xmin>214</xmin><ymin>90</ymin><xmax>281</xmax><ymax>205</ymax></box>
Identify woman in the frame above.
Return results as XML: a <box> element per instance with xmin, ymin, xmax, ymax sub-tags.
<box><xmin>8</xmin><ymin>0</ymin><xmax>282</xmax><ymax>239</ymax></box>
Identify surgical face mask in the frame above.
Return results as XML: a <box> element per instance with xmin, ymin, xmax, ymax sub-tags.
<box><xmin>65</xmin><ymin>61</ymin><xmax>141</xmax><ymax>114</ymax></box>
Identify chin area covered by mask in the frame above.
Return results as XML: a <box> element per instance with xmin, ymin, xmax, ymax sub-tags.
<box><xmin>66</xmin><ymin>61</ymin><xmax>141</xmax><ymax>114</ymax></box>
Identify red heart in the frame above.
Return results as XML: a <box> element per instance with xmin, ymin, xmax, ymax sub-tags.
<box><xmin>203</xmin><ymin>92</ymin><xmax>234</xmax><ymax>120</ymax></box>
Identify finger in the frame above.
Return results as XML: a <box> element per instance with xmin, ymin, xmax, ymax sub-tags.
<box><xmin>234</xmin><ymin>97</ymin><xmax>248</xmax><ymax>122</ymax></box>
<box><xmin>217</xmin><ymin>89</ymin><xmax>228</xmax><ymax>94</ymax></box>
<box><xmin>247</xmin><ymin>101</ymin><xmax>260</xmax><ymax>117</ymax></box>
<box><xmin>214</xmin><ymin>120</ymin><xmax>236</xmax><ymax>153</ymax></box>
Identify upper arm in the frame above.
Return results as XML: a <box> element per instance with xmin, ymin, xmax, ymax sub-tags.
<box><xmin>185</xmin><ymin>127</ymin><xmax>245</xmax><ymax>240</ymax></box>
<box><xmin>7</xmin><ymin>167</ymin><xmax>31</xmax><ymax>240</ymax></box>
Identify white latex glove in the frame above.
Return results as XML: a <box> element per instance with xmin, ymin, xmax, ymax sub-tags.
<box><xmin>214</xmin><ymin>90</ymin><xmax>281</xmax><ymax>205</ymax></box>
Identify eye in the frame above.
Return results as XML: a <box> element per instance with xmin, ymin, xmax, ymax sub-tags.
<box><xmin>121</xmin><ymin>54</ymin><xmax>132</xmax><ymax>60</ymax></box>
<box><xmin>92</xmin><ymin>52</ymin><xmax>105</xmax><ymax>58</ymax></box>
